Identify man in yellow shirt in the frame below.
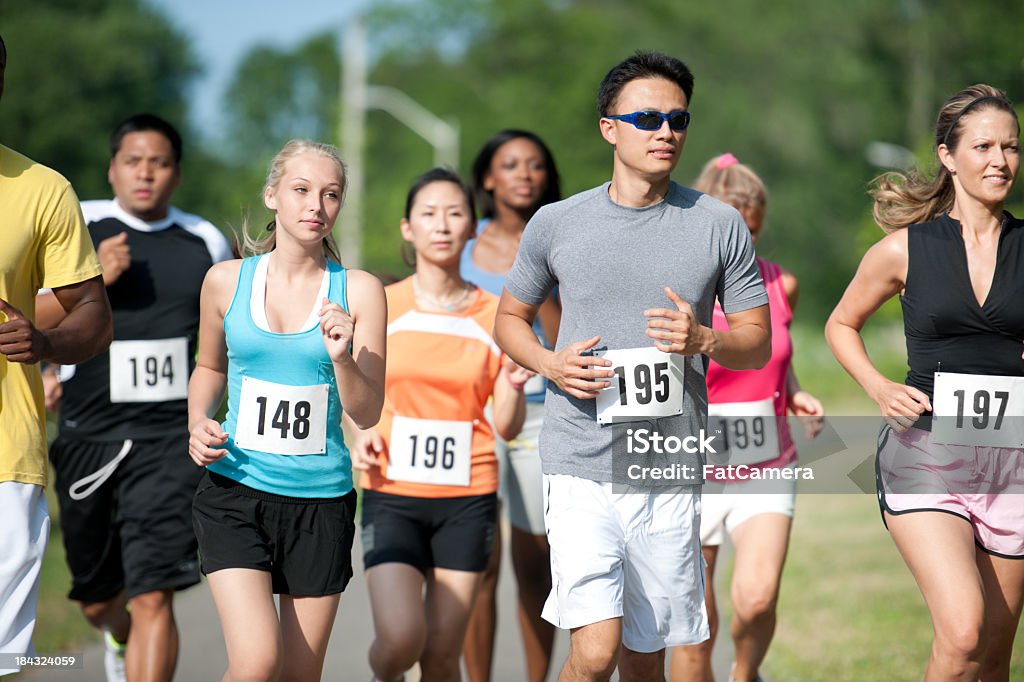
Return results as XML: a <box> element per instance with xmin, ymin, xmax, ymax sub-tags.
<box><xmin>0</xmin><ymin>32</ymin><xmax>112</xmax><ymax>676</ymax></box>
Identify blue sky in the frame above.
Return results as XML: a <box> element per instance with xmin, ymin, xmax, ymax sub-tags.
<box><xmin>147</xmin><ymin>0</ymin><xmax>370</xmax><ymax>137</ymax></box>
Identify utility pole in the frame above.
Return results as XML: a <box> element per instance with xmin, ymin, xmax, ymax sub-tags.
<box><xmin>338</xmin><ymin>18</ymin><xmax>460</xmax><ymax>268</ymax></box>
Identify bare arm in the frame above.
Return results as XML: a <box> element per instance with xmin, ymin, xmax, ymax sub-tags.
<box><xmin>777</xmin><ymin>268</ymin><xmax>824</xmax><ymax>437</ymax></box>
<box><xmin>0</xmin><ymin>276</ymin><xmax>112</xmax><ymax>365</ymax></box>
<box><xmin>644</xmin><ymin>287</ymin><xmax>771</xmax><ymax>370</ymax></box>
<box><xmin>34</xmin><ymin>232</ymin><xmax>133</xmax><ymax>330</ymax></box>
<box><xmin>825</xmin><ymin>230</ymin><xmax>930</xmax><ymax>429</ymax></box>
<box><xmin>187</xmin><ymin>261</ymin><xmax>237</xmax><ymax>466</ymax></box>
<box><xmin>491</xmin><ymin>359</ymin><xmax>530</xmax><ymax>440</ymax></box>
<box><xmin>494</xmin><ymin>289</ymin><xmax>613</xmax><ymax>400</ymax></box>
<box><xmin>321</xmin><ymin>269</ymin><xmax>386</xmax><ymax>430</ymax></box>
<box><xmin>536</xmin><ymin>294</ymin><xmax>561</xmax><ymax>348</ymax></box>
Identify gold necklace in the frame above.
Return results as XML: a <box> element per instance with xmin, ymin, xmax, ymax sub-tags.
<box><xmin>413</xmin><ymin>275</ymin><xmax>472</xmax><ymax>311</ymax></box>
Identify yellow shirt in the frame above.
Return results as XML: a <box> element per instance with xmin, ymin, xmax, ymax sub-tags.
<box><xmin>0</xmin><ymin>145</ymin><xmax>102</xmax><ymax>486</ymax></box>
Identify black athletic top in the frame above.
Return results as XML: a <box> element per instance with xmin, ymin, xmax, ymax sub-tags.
<box><xmin>901</xmin><ymin>212</ymin><xmax>1024</xmax><ymax>401</ymax></box>
<box><xmin>59</xmin><ymin>200</ymin><xmax>233</xmax><ymax>441</ymax></box>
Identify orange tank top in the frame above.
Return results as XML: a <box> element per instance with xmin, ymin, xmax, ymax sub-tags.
<box><xmin>361</xmin><ymin>277</ymin><xmax>502</xmax><ymax>498</ymax></box>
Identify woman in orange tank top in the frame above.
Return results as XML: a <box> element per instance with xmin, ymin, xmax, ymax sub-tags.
<box><xmin>351</xmin><ymin>168</ymin><xmax>530</xmax><ymax>682</ymax></box>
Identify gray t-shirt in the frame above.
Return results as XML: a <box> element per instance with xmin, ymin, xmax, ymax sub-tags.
<box><xmin>505</xmin><ymin>181</ymin><xmax>768</xmax><ymax>482</ymax></box>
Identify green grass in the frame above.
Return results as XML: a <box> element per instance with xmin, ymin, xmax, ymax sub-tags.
<box><xmin>32</xmin><ymin>489</ymin><xmax>95</xmax><ymax>656</ymax></box>
<box><xmin>746</xmin><ymin>494</ymin><xmax>1024</xmax><ymax>680</ymax></box>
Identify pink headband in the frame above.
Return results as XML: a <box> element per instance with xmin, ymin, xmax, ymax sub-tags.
<box><xmin>714</xmin><ymin>153</ymin><xmax>739</xmax><ymax>169</ymax></box>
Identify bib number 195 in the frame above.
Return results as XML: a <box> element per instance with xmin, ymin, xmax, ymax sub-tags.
<box><xmin>595</xmin><ymin>347</ymin><xmax>685</xmax><ymax>424</ymax></box>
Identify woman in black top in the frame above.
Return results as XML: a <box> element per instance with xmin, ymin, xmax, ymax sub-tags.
<box><xmin>827</xmin><ymin>84</ymin><xmax>1023</xmax><ymax>681</ymax></box>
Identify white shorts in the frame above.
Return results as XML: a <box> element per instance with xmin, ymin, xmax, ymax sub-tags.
<box><xmin>541</xmin><ymin>473</ymin><xmax>709</xmax><ymax>652</ymax></box>
<box><xmin>501</xmin><ymin>403</ymin><xmax>546</xmax><ymax>534</ymax></box>
<box><xmin>700</xmin><ymin>467</ymin><xmax>796</xmax><ymax>546</ymax></box>
<box><xmin>0</xmin><ymin>481</ymin><xmax>49</xmax><ymax>676</ymax></box>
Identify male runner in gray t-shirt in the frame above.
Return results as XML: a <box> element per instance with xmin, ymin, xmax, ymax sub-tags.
<box><xmin>496</xmin><ymin>52</ymin><xmax>771</xmax><ymax>681</ymax></box>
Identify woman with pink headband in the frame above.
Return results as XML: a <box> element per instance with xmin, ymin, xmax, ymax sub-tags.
<box><xmin>671</xmin><ymin>153</ymin><xmax>824</xmax><ymax>682</ymax></box>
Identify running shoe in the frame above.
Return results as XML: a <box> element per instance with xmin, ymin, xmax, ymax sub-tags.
<box><xmin>103</xmin><ymin>631</ymin><xmax>127</xmax><ymax>682</ymax></box>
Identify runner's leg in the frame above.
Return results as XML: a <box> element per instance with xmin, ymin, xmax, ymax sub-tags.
<box><xmin>207</xmin><ymin>568</ymin><xmax>282</xmax><ymax>681</ymax></box>
<box><xmin>422</xmin><ymin>567</ymin><xmax>484</xmax><ymax>681</ymax></box>
<box><xmin>511</xmin><ymin>526</ymin><xmax>556</xmax><ymax>682</ymax></box>
<box><xmin>669</xmin><ymin>545</ymin><xmax>718</xmax><ymax>682</ymax></box>
<box><xmin>886</xmin><ymin>511</ymin><xmax>985</xmax><ymax>681</ymax></box>
<box><xmin>366</xmin><ymin>563</ymin><xmax>427</xmax><ymax>680</ymax></box>
<box><xmin>976</xmin><ymin>550</ymin><xmax>1024</xmax><ymax>681</ymax></box>
<box><xmin>728</xmin><ymin>513</ymin><xmax>792</xmax><ymax>682</ymax></box>
<box><xmin>279</xmin><ymin>593</ymin><xmax>342</xmax><ymax>681</ymax></box>
<box><xmin>126</xmin><ymin>589</ymin><xmax>177</xmax><ymax>682</ymax></box>
<box><xmin>463</xmin><ymin>521</ymin><xmax>500</xmax><ymax>682</ymax></box>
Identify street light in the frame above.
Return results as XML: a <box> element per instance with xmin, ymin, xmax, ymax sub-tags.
<box><xmin>338</xmin><ymin>18</ymin><xmax>459</xmax><ymax>268</ymax></box>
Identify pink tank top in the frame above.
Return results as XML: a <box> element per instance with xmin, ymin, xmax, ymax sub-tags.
<box><xmin>707</xmin><ymin>258</ymin><xmax>796</xmax><ymax>475</ymax></box>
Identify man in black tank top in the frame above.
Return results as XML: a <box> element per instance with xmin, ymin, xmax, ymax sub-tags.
<box><xmin>37</xmin><ymin>114</ymin><xmax>232</xmax><ymax>682</ymax></box>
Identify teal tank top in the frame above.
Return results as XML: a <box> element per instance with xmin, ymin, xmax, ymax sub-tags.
<box><xmin>209</xmin><ymin>255</ymin><xmax>352</xmax><ymax>498</ymax></box>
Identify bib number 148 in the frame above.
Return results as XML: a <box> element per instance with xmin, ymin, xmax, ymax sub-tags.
<box><xmin>235</xmin><ymin>377</ymin><xmax>329</xmax><ymax>455</ymax></box>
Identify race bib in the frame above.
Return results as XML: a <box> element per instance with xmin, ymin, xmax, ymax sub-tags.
<box><xmin>931</xmin><ymin>372</ymin><xmax>1024</xmax><ymax>448</ymax></box>
<box><xmin>387</xmin><ymin>416</ymin><xmax>473</xmax><ymax>486</ymax></box>
<box><xmin>595</xmin><ymin>347</ymin><xmax>685</xmax><ymax>424</ymax></box>
<box><xmin>109</xmin><ymin>338</ymin><xmax>188</xmax><ymax>402</ymax></box>
<box><xmin>707</xmin><ymin>397</ymin><xmax>780</xmax><ymax>465</ymax></box>
<box><xmin>234</xmin><ymin>377</ymin><xmax>329</xmax><ymax>455</ymax></box>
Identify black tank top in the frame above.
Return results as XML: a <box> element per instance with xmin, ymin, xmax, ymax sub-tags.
<box><xmin>901</xmin><ymin>212</ymin><xmax>1024</xmax><ymax>401</ymax></box>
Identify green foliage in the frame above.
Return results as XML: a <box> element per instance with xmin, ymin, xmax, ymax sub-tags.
<box><xmin>0</xmin><ymin>0</ymin><xmax>199</xmax><ymax>200</ymax></box>
<box><xmin>216</xmin><ymin>0</ymin><xmax>1023</xmax><ymax>314</ymax></box>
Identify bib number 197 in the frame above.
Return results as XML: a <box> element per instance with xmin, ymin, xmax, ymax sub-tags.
<box><xmin>932</xmin><ymin>372</ymin><xmax>1024</xmax><ymax>448</ymax></box>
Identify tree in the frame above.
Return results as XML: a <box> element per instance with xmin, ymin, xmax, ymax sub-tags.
<box><xmin>0</xmin><ymin>0</ymin><xmax>204</xmax><ymax>201</ymax></box>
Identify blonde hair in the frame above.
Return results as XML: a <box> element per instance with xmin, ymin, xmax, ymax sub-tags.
<box><xmin>241</xmin><ymin>139</ymin><xmax>347</xmax><ymax>262</ymax></box>
<box><xmin>693</xmin><ymin>153</ymin><xmax>767</xmax><ymax>215</ymax></box>
<box><xmin>870</xmin><ymin>84</ymin><xmax>1018</xmax><ymax>232</ymax></box>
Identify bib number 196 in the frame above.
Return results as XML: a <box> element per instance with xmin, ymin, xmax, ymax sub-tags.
<box><xmin>387</xmin><ymin>416</ymin><xmax>472</xmax><ymax>487</ymax></box>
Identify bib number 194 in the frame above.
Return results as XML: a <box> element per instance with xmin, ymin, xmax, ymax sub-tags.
<box><xmin>109</xmin><ymin>338</ymin><xmax>188</xmax><ymax>403</ymax></box>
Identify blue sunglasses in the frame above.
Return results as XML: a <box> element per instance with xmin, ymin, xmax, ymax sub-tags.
<box><xmin>604</xmin><ymin>110</ymin><xmax>691</xmax><ymax>132</ymax></box>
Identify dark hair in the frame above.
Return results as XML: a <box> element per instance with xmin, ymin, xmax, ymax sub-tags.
<box><xmin>404</xmin><ymin>167</ymin><xmax>475</xmax><ymax>219</ymax></box>
<box><xmin>597</xmin><ymin>51</ymin><xmax>695</xmax><ymax>117</ymax></box>
<box><xmin>871</xmin><ymin>83</ymin><xmax>1019</xmax><ymax>232</ymax></box>
<box><xmin>109</xmin><ymin>113</ymin><xmax>183</xmax><ymax>165</ymax></box>
<box><xmin>401</xmin><ymin>168</ymin><xmax>476</xmax><ymax>267</ymax></box>
<box><xmin>471</xmin><ymin>130</ymin><xmax>561</xmax><ymax>219</ymax></box>
<box><xmin>0</xmin><ymin>33</ymin><xmax>6</xmax><ymax>63</ymax></box>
